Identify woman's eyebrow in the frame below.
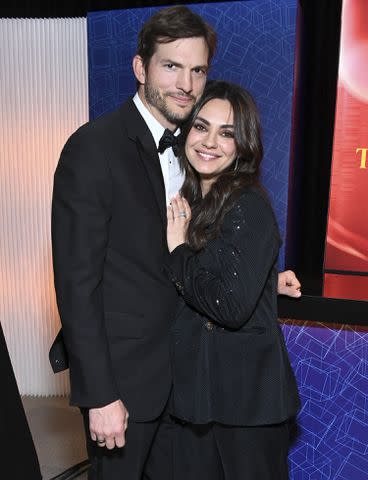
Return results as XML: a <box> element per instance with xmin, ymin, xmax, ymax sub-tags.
<box><xmin>195</xmin><ymin>116</ymin><xmax>210</xmax><ymax>125</ymax></box>
<box><xmin>195</xmin><ymin>116</ymin><xmax>234</xmax><ymax>129</ymax></box>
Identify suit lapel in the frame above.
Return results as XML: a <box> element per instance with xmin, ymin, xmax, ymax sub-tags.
<box><xmin>124</xmin><ymin>100</ymin><xmax>167</xmax><ymax>226</ymax></box>
<box><xmin>136</xmin><ymin>132</ymin><xmax>167</xmax><ymax>225</ymax></box>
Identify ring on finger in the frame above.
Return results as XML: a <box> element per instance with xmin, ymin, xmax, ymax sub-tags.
<box><xmin>178</xmin><ymin>211</ymin><xmax>187</xmax><ymax>218</ymax></box>
<box><xmin>97</xmin><ymin>438</ymin><xmax>106</xmax><ymax>445</ymax></box>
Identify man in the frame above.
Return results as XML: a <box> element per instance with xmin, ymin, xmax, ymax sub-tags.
<box><xmin>51</xmin><ymin>6</ymin><xmax>301</xmax><ymax>479</ymax></box>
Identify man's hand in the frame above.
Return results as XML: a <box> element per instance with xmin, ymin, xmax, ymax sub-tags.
<box><xmin>278</xmin><ymin>270</ymin><xmax>301</xmax><ymax>298</ymax></box>
<box><xmin>89</xmin><ymin>399</ymin><xmax>129</xmax><ymax>450</ymax></box>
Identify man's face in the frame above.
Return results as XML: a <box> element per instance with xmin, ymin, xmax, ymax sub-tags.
<box><xmin>134</xmin><ymin>37</ymin><xmax>209</xmax><ymax>130</ymax></box>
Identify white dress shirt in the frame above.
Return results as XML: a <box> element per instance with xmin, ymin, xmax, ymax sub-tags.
<box><xmin>133</xmin><ymin>93</ymin><xmax>184</xmax><ymax>205</ymax></box>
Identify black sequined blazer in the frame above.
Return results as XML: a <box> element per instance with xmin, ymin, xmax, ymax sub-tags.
<box><xmin>166</xmin><ymin>186</ymin><xmax>300</xmax><ymax>426</ymax></box>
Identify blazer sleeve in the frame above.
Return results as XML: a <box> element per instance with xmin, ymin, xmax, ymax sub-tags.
<box><xmin>52</xmin><ymin>128</ymin><xmax>119</xmax><ymax>408</ymax></box>
<box><xmin>165</xmin><ymin>189</ymin><xmax>281</xmax><ymax>329</ymax></box>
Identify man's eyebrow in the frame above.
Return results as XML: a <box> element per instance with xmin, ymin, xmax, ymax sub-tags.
<box><xmin>192</xmin><ymin>64</ymin><xmax>208</xmax><ymax>71</ymax></box>
<box><xmin>160</xmin><ymin>59</ymin><xmax>208</xmax><ymax>71</ymax></box>
<box><xmin>195</xmin><ymin>116</ymin><xmax>234</xmax><ymax>129</ymax></box>
<box><xmin>160</xmin><ymin>59</ymin><xmax>183</xmax><ymax>67</ymax></box>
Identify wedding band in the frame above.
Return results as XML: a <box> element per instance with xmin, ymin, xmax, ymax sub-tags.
<box><xmin>178</xmin><ymin>211</ymin><xmax>187</xmax><ymax>218</ymax></box>
<box><xmin>97</xmin><ymin>439</ymin><xmax>106</xmax><ymax>444</ymax></box>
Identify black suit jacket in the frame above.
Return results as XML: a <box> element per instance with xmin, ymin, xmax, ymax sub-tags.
<box><xmin>165</xmin><ymin>186</ymin><xmax>300</xmax><ymax>426</ymax></box>
<box><xmin>52</xmin><ymin>99</ymin><xmax>179</xmax><ymax>421</ymax></box>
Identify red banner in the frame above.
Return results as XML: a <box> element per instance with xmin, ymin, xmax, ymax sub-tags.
<box><xmin>324</xmin><ymin>0</ymin><xmax>368</xmax><ymax>300</ymax></box>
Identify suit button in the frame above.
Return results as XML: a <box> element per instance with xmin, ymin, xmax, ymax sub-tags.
<box><xmin>205</xmin><ymin>321</ymin><xmax>214</xmax><ymax>331</ymax></box>
<box><xmin>175</xmin><ymin>281</ymin><xmax>184</xmax><ymax>293</ymax></box>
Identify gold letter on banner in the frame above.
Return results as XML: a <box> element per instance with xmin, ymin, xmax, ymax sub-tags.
<box><xmin>356</xmin><ymin>148</ymin><xmax>367</xmax><ymax>169</ymax></box>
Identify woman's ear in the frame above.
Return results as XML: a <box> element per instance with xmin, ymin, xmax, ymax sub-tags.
<box><xmin>132</xmin><ymin>55</ymin><xmax>146</xmax><ymax>85</ymax></box>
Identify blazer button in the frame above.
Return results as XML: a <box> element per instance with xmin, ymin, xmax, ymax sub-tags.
<box><xmin>205</xmin><ymin>321</ymin><xmax>214</xmax><ymax>331</ymax></box>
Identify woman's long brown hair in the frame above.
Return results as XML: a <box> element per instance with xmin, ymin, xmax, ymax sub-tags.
<box><xmin>179</xmin><ymin>80</ymin><xmax>263</xmax><ymax>250</ymax></box>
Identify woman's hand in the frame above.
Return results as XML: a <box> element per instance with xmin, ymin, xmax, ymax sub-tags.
<box><xmin>167</xmin><ymin>195</ymin><xmax>191</xmax><ymax>253</ymax></box>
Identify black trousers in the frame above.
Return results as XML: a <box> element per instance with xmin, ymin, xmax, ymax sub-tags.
<box><xmin>82</xmin><ymin>410</ymin><xmax>174</xmax><ymax>480</ymax></box>
<box><xmin>172</xmin><ymin>419</ymin><xmax>290</xmax><ymax>480</ymax></box>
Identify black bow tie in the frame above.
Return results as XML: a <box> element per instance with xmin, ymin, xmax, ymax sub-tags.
<box><xmin>158</xmin><ymin>129</ymin><xmax>179</xmax><ymax>156</ymax></box>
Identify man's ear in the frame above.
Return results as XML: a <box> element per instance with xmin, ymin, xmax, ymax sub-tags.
<box><xmin>132</xmin><ymin>55</ymin><xmax>145</xmax><ymax>85</ymax></box>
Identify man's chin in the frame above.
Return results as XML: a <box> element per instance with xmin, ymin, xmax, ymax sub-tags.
<box><xmin>162</xmin><ymin>112</ymin><xmax>189</xmax><ymax>125</ymax></box>
<box><xmin>169</xmin><ymin>107</ymin><xmax>192</xmax><ymax>123</ymax></box>
<box><xmin>165</xmin><ymin>98</ymin><xmax>194</xmax><ymax>119</ymax></box>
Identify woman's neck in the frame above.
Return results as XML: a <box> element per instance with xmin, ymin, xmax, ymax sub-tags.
<box><xmin>200</xmin><ymin>178</ymin><xmax>215</xmax><ymax>197</ymax></box>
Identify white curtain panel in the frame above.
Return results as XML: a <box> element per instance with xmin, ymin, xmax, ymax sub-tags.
<box><xmin>0</xmin><ymin>18</ymin><xmax>88</xmax><ymax>395</ymax></box>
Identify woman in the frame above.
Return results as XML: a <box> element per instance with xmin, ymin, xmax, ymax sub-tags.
<box><xmin>165</xmin><ymin>80</ymin><xmax>300</xmax><ymax>479</ymax></box>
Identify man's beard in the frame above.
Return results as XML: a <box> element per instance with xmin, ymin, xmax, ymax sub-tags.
<box><xmin>144</xmin><ymin>82</ymin><xmax>194</xmax><ymax>125</ymax></box>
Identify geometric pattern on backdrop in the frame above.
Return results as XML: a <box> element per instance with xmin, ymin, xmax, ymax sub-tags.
<box><xmin>87</xmin><ymin>0</ymin><xmax>298</xmax><ymax>270</ymax></box>
<box><xmin>282</xmin><ymin>320</ymin><xmax>368</xmax><ymax>480</ymax></box>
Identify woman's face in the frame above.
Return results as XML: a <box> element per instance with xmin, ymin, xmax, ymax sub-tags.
<box><xmin>185</xmin><ymin>98</ymin><xmax>237</xmax><ymax>180</ymax></box>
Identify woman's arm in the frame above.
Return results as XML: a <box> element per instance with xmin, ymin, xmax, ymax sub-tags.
<box><xmin>166</xmin><ymin>189</ymin><xmax>280</xmax><ymax>329</ymax></box>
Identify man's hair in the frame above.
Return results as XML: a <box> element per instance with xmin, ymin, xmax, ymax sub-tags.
<box><xmin>137</xmin><ymin>6</ymin><xmax>217</xmax><ymax>68</ymax></box>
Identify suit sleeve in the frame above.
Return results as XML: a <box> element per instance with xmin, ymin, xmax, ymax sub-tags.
<box><xmin>165</xmin><ymin>189</ymin><xmax>281</xmax><ymax>329</ymax></box>
<box><xmin>52</xmin><ymin>129</ymin><xmax>119</xmax><ymax>408</ymax></box>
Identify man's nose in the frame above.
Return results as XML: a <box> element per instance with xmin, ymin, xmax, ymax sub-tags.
<box><xmin>176</xmin><ymin>70</ymin><xmax>193</xmax><ymax>94</ymax></box>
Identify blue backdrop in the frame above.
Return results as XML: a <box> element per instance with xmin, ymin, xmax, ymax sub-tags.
<box><xmin>87</xmin><ymin>0</ymin><xmax>298</xmax><ymax>270</ymax></box>
<box><xmin>282</xmin><ymin>320</ymin><xmax>368</xmax><ymax>480</ymax></box>
<box><xmin>87</xmin><ymin>2</ymin><xmax>368</xmax><ymax>479</ymax></box>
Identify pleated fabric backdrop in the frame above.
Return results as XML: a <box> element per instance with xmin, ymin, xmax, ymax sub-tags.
<box><xmin>0</xmin><ymin>18</ymin><xmax>88</xmax><ymax>395</ymax></box>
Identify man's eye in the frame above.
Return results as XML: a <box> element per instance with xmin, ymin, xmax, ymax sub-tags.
<box><xmin>165</xmin><ymin>63</ymin><xmax>175</xmax><ymax>69</ymax></box>
<box><xmin>193</xmin><ymin>68</ymin><xmax>206</xmax><ymax>76</ymax></box>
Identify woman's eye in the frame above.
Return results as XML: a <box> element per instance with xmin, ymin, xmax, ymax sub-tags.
<box><xmin>193</xmin><ymin>123</ymin><xmax>206</xmax><ymax>131</ymax></box>
<box><xmin>221</xmin><ymin>130</ymin><xmax>234</xmax><ymax>138</ymax></box>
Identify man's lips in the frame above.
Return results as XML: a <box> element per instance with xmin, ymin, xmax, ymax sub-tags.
<box><xmin>168</xmin><ymin>94</ymin><xmax>194</xmax><ymax>106</ymax></box>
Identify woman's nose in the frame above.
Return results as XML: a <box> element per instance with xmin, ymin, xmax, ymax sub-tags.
<box><xmin>202</xmin><ymin>131</ymin><xmax>218</xmax><ymax>148</ymax></box>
